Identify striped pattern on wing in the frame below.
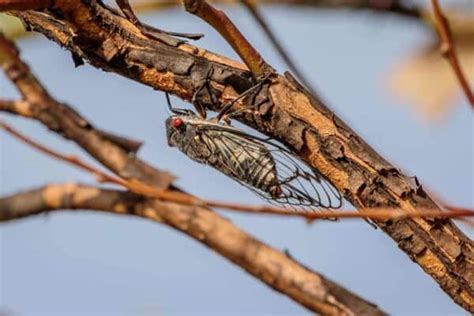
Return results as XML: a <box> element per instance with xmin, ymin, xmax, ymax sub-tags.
<box><xmin>198</xmin><ymin>125</ymin><xmax>343</xmax><ymax>212</ymax></box>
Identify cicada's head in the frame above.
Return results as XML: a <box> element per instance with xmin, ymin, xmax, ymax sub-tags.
<box><xmin>166</xmin><ymin>115</ymin><xmax>186</xmax><ymax>148</ymax></box>
<box><xmin>165</xmin><ymin>114</ymin><xmax>200</xmax><ymax>149</ymax></box>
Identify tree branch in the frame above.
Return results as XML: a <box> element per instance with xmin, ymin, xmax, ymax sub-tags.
<box><xmin>184</xmin><ymin>0</ymin><xmax>273</xmax><ymax>76</ymax></box>
<box><xmin>0</xmin><ymin>0</ymin><xmax>426</xmax><ymax>41</ymax></box>
<box><xmin>0</xmin><ymin>30</ymin><xmax>173</xmax><ymax>187</ymax></box>
<box><xmin>129</xmin><ymin>1</ymin><xmax>423</xmax><ymax>20</ymax></box>
<box><xmin>0</xmin><ymin>99</ymin><xmax>31</xmax><ymax>116</ymax></box>
<box><xmin>239</xmin><ymin>0</ymin><xmax>316</xmax><ymax>94</ymax></box>
<box><xmin>0</xmin><ymin>0</ymin><xmax>51</xmax><ymax>11</ymax></box>
<box><xmin>9</xmin><ymin>2</ymin><xmax>472</xmax><ymax>310</ymax></box>
<box><xmin>0</xmin><ymin>183</ymin><xmax>386</xmax><ymax>315</ymax></box>
<box><xmin>0</xmin><ymin>29</ymin><xmax>386</xmax><ymax>314</ymax></box>
<box><xmin>430</xmin><ymin>0</ymin><xmax>474</xmax><ymax>108</ymax></box>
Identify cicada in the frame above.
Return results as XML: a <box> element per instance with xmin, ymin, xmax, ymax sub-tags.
<box><xmin>165</xmin><ymin>87</ymin><xmax>342</xmax><ymax>212</ymax></box>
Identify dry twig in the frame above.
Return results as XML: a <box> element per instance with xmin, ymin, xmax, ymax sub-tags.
<box><xmin>239</xmin><ymin>0</ymin><xmax>316</xmax><ymax>94</ymax></box>
<box><xmin>184</xmin><ymin>0</ymin><xmax>273</xmax><ymax>76</ymax></box>
<box><xmin>430</xmin><ymin>0</ymin><xmax>474</xmax><ymax>107</ymax></box>
<box><xmin>2</xmin><ymin>118</ymin><xmax>473</xmax><ymax>224</ymax></box>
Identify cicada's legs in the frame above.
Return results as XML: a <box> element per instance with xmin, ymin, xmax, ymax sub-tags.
<box><xmin>192</xmin><ymin>66</ymin><xmax>219</xmax><ymax>119</ymax></box>
<box><xmin>116</xmin><ymin>0</ymin><xmax>203</xmax><ymax>46</ymax></box>
<box><xmin>222</xmin><ymin>97</ymin><xmax>269</xmax><ymax>122</ymax></box>
<box><xmin>216</xmin><ymin>74</ymin><xmax>272</xmax><ymax>122</ymax></box>
<box><xmin>166</xmin><ymin>93</ymin><xmax>194</xmax><ymax>116</ymax></box>
<box><xmin>167</xmin><ymin>66</ymin><xmax>219</xmax><ymax>119</ymax></box>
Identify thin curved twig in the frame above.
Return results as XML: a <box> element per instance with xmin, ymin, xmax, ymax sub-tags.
<box><xmin>430</xmin><ymin>0</ymin><xmax>474</xmax><ymax>108</ymax></box>
<box><xmin>183</xmin><ymin>0</ymin><xmax>273</xmax><ymax>76</ymax></box>
<box><xmin>2</xmin><ymin>118</ymin><xmax>473</xmax><ymax>223</ymax></box>
<box><xmin>239</xmin><ymin>0</ymin><xmax>317</xmax><ymax>95</ymax></box>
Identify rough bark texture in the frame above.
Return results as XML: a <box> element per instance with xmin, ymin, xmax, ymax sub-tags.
<box><xmin>0</xmin><ymin>184</ymin><xmax>385</xmax><ymax>315</ymax></box>
<box><xmin>8</xmin><ymin>0</ymin><xmax>473</xmax><ymax>311</ymax></box>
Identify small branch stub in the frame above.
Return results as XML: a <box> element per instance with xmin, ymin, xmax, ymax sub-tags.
<box><xmin>183</xmin><ymin>0</ymin><xmax>273</xmax><ymax>77</ymax></box>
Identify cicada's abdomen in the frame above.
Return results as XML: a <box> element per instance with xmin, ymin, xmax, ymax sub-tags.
<box><xmin>203</xmin><ymin>129</ymin><xmax>283</xmax><ymax>197</ymax></box>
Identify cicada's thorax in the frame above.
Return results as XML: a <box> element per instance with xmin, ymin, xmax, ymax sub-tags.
<box><xmin>182</xmin><ymin>123</ymin><xmax>282</xmax><ymax>198</ymax></box>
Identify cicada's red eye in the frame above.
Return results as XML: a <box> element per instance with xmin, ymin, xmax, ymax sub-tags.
<box><xmin>172</xmin><ymin>117</ymin><xmax>184</xmax><ymax>129</ymax></box>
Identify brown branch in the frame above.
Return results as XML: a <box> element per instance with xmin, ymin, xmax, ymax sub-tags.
<box><xmin>183</xmin><ymin>0</ymin><xmax>273</xmax><ymax>76</ymax></box>
<box><xmin>0</xmin><ymin>31</ymin><xmax>386</xmax><ymax>314</ymax></box>
<box><xmin>239</xmin><ymin>0</ymin><xmax>317</xmax><ymax>95</ymax></box>
<box><xmin>430</xmin><ymin>0</ymin><xmax>474</xmax><ymax>108</ymax></box>
<box><xmin>7</xmin><ymin>3</ymin><xmax>474</xmax><ymax>311</ymax></box>
<box><xmin>0</xmin><ymin>99</ymin><xmax>31</xmax><ymax>116</ymax></box>
<box><xmin>0</xmin><ymin>29</ymin><xmax>49</xmax><ymax>101</ymax></box>
<box><xmin>0</xmin><ymin>0</ymin><xmax>51</xmax><ymax>11</ymax></box>
<box><xmin>0</xmin><ymin>183</ymin><xmax>386</xmax><ymax>315</ymax></box>
<box><xmin>210</xmin><ymin>201</ymin><xmax>474</xmax><ymax>221</ymax></box>
<box><xmin>132</xmin><ymin>0</ymin><xmax>423</xmax><ymax>20</ymax></box>
<box><xmin>0</xmin><ymin>0</ymin><xmax>425</xmax><ymax>40</ymax></box>
<box><xmin>0</xmin><ymin>31</ymin><xmax>174</xmax><ymax>187</ymax></box>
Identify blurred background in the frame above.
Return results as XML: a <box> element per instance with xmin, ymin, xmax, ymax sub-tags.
<box><xmin>0</xmin><ymin>1</ymin><xmax>473</xmax><ymax>315</ymax></box>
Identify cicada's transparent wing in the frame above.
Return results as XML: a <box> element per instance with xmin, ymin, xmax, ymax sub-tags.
<box><xmin>200</xmin><ymin>128</ymin><xmax>274</xmax><ymax>183</ymax></box>
<box><xmin>266</xmin><ymin>146</ymin><xmax>343</xmax><ymax>211</ymax></box>
<box><xmin>197</xmin><ymin>124</ymin><xmax>343</xmax><ymax>213</ymax></box>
